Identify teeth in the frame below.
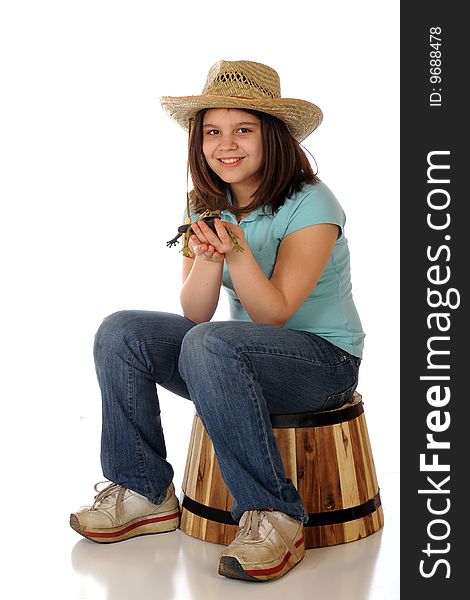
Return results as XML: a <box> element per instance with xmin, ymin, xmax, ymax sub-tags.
<box><xmin>220</xmin><ymin>158</ymin><xmax>241</xmax><ymax>164</ymax></box>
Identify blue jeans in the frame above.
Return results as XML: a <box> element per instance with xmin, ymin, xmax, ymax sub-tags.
<box><xmin>94</xmin><ymin>310</ymin><xmax>361</xmax><ymax>524</ymax></box>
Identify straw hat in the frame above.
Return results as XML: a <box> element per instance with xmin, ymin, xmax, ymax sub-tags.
<box><xmin>160</xmin><ymin>60</ymin><xmax>323</xmax><ymax>143</ymax></box>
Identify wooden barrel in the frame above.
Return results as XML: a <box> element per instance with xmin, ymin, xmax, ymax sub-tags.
<box><xmin>180</xmin><ymin>391</ymin><xmax>384</xmax><ymax>548</ymax></box>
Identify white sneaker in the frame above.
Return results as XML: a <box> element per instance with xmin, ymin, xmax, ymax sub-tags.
<box><xmin>70</xmin><ymin>481</ymin><xmax>180</xmax><ymax>543</ymax></box>
<box><xmin>218</xmin><ymin>510</ymin><xmax>305</xmax><ymax>581</ymax></box>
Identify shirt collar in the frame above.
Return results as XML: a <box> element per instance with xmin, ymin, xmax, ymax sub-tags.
<box><xmin>221</xmin><ymin>189</ymin><xmax>268</xmax><ymax>222</ymax></box>
<box><xmin>220</xmin><ymin>207</ymin><xmax>263</xmax><ymax>223</ymax></box>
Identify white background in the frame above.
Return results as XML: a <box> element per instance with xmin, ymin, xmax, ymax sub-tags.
<box><xmin>0</xmin><ymin>1</ymin><xmax>399</xmax><ymax>597</ymax></box>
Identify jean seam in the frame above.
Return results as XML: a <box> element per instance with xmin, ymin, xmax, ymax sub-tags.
<box><xmin>127</xmin><ymin>343</ymin><xmax>158</xmax><ymax>500</ymax></box>
<box><xmin>238</xmin><ymin>349</ymin><xmax>349</xmax><ymax>369</ymax></box>
<box><xmin>135</xmin><ymin>336</ymin><xmax>187</xmax><ymax>347</ymax></box>
<box><xmin>126</xmin><ymin>337</ymin><xmax>187</xmax><ymax>498</ymax></box>
<box><xmin>238</xmin><ymin>354</ymin><xmax>287</xmax><ymax>502</ymax></box>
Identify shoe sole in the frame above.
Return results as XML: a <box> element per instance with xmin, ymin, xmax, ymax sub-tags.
<box><xmin>218</xmin><ymin>538</ymin><xmax>305</xmax><ymax>582</ymax></box>
<box><xmin>70</xmin><ymin>510</ymin><xmax>180</xmax><ymax>543</ymax></box>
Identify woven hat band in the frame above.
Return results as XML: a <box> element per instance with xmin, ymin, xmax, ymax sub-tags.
<box><xmin>202</xmin><ymin>60</ymin><xmax>280</xmax><ymax>100</ymax></box>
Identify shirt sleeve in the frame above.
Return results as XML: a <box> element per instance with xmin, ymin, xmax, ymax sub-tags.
<box><xmin>283</xmin><ymin>182</ymin><xmax>346</xmax><ymax>239</ymax></box>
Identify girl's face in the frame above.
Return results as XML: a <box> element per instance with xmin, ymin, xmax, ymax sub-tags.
<box><xmin>202</xmin><ymin>108</ymin><xmax>264</xmax><ymax>201</ymax></box>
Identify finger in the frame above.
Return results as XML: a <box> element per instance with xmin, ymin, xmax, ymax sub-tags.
<box><xmin>191</xmin><ymin>222</ymin><xmax>209</xmax><ymax>243</ymax></box>
<box><xmin>220</xmin><ymin>220</ymin><xmax>239</xmax><ymax>234</ymax></box>
<box><xmin>214</xmin><ymin>218</ymin><xmax>230</xmax><ymax>240</ymax></box>
<box><xmin>197</xmin><ymin>242</ymin><xmax>210</xmax><ymax>253</ymax></box>
<box><xmin>198</xmin><ymin>220</ymin><xmax>220</xmax><ymax>244</ymax></box>
<box><xmin>189</xmin><ymin>235</ymin><xmax>199</xmax><ymax>248</ymax></box>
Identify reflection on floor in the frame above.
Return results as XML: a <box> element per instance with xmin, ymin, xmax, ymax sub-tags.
<box><xmin>68</xmin><ymin>472</ymin><xmax>399</xmax><ymax>600</ymax></box>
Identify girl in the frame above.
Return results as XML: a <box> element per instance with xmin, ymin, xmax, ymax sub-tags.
<box><xmin>70</xmin><ymin>60</ymin><xmax>365</xmax><ymax>582</ymax></box>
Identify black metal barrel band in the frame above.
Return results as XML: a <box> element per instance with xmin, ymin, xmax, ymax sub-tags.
<box><xmin>269</xmin><ymin>400</ymin><xmax>364</xmax><ymax>429</ymax></box>
<box><xmin>181</xmin><ymin>491</ymin><xmax>382</xmax><ymax>528</ymax></box>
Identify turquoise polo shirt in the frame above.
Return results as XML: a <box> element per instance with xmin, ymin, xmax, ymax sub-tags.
<box><xmin>186</xmin><ymin>181</ymin><xmax>365</xmax><ymax>358</ymax></box>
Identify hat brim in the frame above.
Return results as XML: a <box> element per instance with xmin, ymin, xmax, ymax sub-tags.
<box><xmin>160</xmin><ymin>95</ymin><xmax>323</xmax><ymax>143</ymax></box>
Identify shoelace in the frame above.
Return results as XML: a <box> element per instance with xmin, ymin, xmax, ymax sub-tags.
<box><xmin>236</xmin><ymin>510</ymin><xmax>262</xmax><ymax>541</ymax></box>
<box><xmin>235</xmin><ymin>510</ymin><xmax>302</xmax><ymax>561</ymax></box>
<box><xmin>89</xmin><ymin>481</ymin><xmax>127</xmax><ymax>523</ymax></box>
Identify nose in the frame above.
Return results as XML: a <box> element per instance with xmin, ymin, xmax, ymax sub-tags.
<box><xmin>217</xmin><ymin>133</ymin><xmax>238</xmax><ymax>151</ymax></box>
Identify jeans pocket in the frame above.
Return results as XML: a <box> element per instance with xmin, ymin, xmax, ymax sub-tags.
<box><xmin>319</xmin><ymin>355</ymin><xmax>361</xmax><ymax>411</ymax></box>
<box><xmin>320</xmin><ymin>382</ymin><xmax>358</xmax><ymax>412</ymax></box>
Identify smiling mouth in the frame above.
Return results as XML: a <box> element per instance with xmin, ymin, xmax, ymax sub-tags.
<box><xmin>219</xmin><ymin>157</ymin><xmax>244</xmax><ymax>165</ymax></box>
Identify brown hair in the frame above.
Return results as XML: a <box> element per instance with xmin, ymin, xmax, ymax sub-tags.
<box><xmin>187</xmin><ymin>109</ymin><xmax>319</xmax><ymax>219</ymax></box>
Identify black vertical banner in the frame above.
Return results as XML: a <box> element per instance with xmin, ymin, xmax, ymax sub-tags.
<box><xmin>401</xmin><ymin>3</ymin><xmax>466</xmax><ymax>597</ymax></box>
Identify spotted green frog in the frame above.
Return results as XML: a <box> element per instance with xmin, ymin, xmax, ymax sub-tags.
<box><xmin>166</xmin><ymin>210</ymin><xmax>244</xmax><ymax>258</ymax></box>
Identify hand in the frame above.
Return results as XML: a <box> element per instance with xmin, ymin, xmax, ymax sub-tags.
<box><xmin>188</xmin><ymin>224</ymin><xmax>225</xmax><ymax>263</ymax></box>
<box><xmin>192</xmin><ymin>219</ymin><xmax>246</xmax><ymax>256</ymax></box>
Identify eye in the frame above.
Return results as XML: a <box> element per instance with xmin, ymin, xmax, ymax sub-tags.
<box><xmin>205</xmin><ymin>129</ymin><xmax>220</xmax><ymax>136</ymax></box>
<box><xmin>237</xmin><ymin>127</ymin><xmax>251</xmax><ymax>134</ymax></box>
